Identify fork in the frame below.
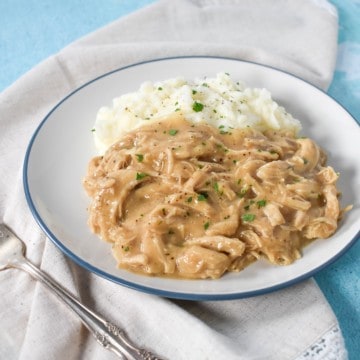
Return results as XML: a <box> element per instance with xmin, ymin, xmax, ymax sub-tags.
<box><xmin>0</xmin><ymin>223</ymin><xmax>163</xmax><ymax>360</ymax></box>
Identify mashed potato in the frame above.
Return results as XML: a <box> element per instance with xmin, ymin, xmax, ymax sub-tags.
<box><xmin>93</xmin><ymin>72</ymin><xmax>301</xmax><ymax>154</ymax></box>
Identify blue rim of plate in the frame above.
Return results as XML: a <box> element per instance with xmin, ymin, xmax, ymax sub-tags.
<box><xmin>23</xmin><ymin>55</ymin><xmax>360</xmax><ymax>301</ymax></box>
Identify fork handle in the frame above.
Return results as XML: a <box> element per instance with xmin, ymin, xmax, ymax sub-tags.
<box><xmin>14</xmin><ymin>258</ymin><xmax>163</xmax><ymax>360</ymax></box>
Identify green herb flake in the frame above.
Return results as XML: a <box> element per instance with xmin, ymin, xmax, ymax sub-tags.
<box><xmin>186</xmin><ymin>196</ymin><xmax>193</xmax><ymax>203</ymax></box>
<box><xmin>135</xmin><ymin>154</ymin><xmax>144</xmax><ymax>162</ymax></box>
<box><xmin>192</xmin><ymin>89</ymin><xmax>197</xmax><ymax>95</ymax></box>
<box><xmin>213</xmin><ymin>182</ymin><xmax>223</xmax><ymax>195</ymax></box>
<box><xmin>168</xmin><ymin>129</ymin><xmax>178</xmax><ymax>136</ymax></box>
<box><xmin>91</xmin><ymin>128</ymin><xmax>96</xmax><ymax>132</ymax></box>
<box><xmin>256</xmin><ymin>199</ymin><xmax>267</xmax><ymax>208</ymax></box>
<box><xmin>241</xmin><ymin>213</ymin><xmax>256</xmax><ymax>222</ymax></box>
<box><xmin>158</xmin><ymin>87</ymin><xmax>163</xmax><ymax>90</ymax></box>
<box><xmin>204</xmin><ymin>222</ymin><xmax>210</xmax><ymax>230</ymax></box>
<box><xmin>136</xmin><ymin>172</ymin><xmax>148</xmax><ymax>180</ymax></box>
<box><xmin>192</xmin><ymin>101</ymin><xmax>204</xmax><ymax>112</ymax></box>
<box><xmin>123</xmin><ymin>246</ymin><xmax>130</xmax><ymax>252</ymax></box>
<box><xmin>197</xmin><ymin>192</ymin><xmax>208</xmax><ymax>201</ymax></box>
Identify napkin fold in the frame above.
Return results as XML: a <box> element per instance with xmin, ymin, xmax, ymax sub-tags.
<box><xmin>0</xmin><ymin>0</ymin><xmax>347</xmax><ymax>359</ymax></box>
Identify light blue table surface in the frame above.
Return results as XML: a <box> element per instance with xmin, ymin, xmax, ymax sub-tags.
<box><xmin>1</xmin><ymin>0</ymin><xmax>359</xmax><ymax>358</ymax></box>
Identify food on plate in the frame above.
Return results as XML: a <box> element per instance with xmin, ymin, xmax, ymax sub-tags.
<box><xmin>83</xmin><ymin>73</ymin><xmax>348</xmax><ymax>279</ymax></box>
<box><xmin>92</xmin><ymin>72</ymin><xmax>301</xmax><ymax>154</ymax></box>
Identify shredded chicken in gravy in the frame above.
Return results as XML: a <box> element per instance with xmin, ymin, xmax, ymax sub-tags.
<box><xmin>84</xmin><ymin>116</ymin><xmax>343</xmax><ymax>279</ymax></box>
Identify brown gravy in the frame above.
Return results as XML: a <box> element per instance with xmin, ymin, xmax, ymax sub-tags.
<box><xmin>84</xmin><ymin>116</ymin><xmax>342</xmax><ymax>279</ymax></box>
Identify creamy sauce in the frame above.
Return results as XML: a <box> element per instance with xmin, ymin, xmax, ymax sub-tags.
<box><xmin>84</xmin><ymin>116</ymin><xmax>342</xmax><ymax>279</ymax></box>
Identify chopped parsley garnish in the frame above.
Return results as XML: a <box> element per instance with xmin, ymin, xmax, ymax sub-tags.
<box><xmin>204</xmin><ymin>221</ymin><xmax>210</xmax><ymax>230</ymax></box>
<box><xmin>158</xmin><ymin>87</ymin><xmax>163</xmax><ymax>90</ymax></box>
<box><xmin>241</xmin><ymin>213</ymin><xmax>255</xmax><ymax>222</ymax></box>
<box><xmin>192</xmin><ymin>90</ymin><xmax>197</xmax><ymax>95</ymax></box>
<box><xmin>197</xmin><ymin>192</ymin><xmax>209</xmax><ymax>201</ymax></box>
<box><xmin>168</xmin><ymin>129</ymin><xmax>178</xmax><ymax>136</ymax></box>
<box><xmin>192</xmin><ymin>101</ymin><xmax>204</xmax><ymax>112</ymax></box>
<box><xmin>256</xmin><ymin>199</ymin><xmax>267</xmax><ymax>208</ymax></box>
<box><xmin>186</xmin><ymin>196</ymin><xmax>193</xmax><ymax>203</ymax></box>
<box><xmin>91</xmin><ymin>128</ymin><xmax>96</xmax><ymax>132</ymax></box>
<box><xmin>136</xmin><ymin>172</ymin><xmax>148</xmax><ymax>180</ymax></box>
<box><xmin>213</xmin><ymin>182</ymin><xmax>223</xmax><ymax>195</ymax></box>
<box><xmin>135</xmin><ymin>154</ymin><xmax>144</xmax><ymax>162</ymax></box>
<box><xmin>123</xmin><ymin>246</ymin><xmax>130</xmax><ymax>252</ymax></box>
<box><xmin>215</xmin><ymin>143</ymin><xmax>228</xmax><ymax>153</ymax></box>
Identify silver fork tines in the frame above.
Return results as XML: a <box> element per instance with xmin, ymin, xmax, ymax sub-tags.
<box><xmin>0</xmin><ymin>224</ymin><xmax>164</xmax><ymax>360</ymax></box>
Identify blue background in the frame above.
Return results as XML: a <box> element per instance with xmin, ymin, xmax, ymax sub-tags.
<box><xmin>1</xmin><ymin>0</ymin><xmax>359</xmax><ymax>358</ymax></box>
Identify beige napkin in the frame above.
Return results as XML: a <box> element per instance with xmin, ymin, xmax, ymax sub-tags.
<box><xmin>0</xmin><ymin>0</ymin><xmax>347</xmax><ymax>359</ymax></box>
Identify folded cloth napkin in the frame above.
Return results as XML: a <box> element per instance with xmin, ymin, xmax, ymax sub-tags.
<box><xmin>0</xmin><ymin>0</ymin><xmax>348</xmax><ymax>359</ymax></box>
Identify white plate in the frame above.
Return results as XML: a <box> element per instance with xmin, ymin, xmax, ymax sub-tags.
<box><xmin>24</xmin><ymin>56</ymin><xmax>360</xmax><ymax>300</ymax></box>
